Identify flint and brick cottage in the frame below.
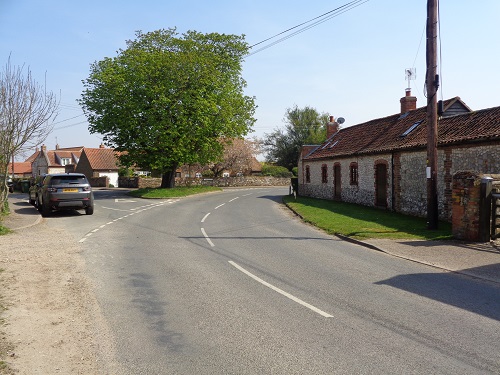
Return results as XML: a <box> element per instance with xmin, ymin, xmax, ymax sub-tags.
<box><xmin>298</xmin><ymin>90</ymin><xmax>500</xmax><ymax>221</ymax></box>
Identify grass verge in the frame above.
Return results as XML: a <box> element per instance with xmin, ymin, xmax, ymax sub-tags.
<box><xmin>128</xmin><ymin>185</ymin><xmax>222</xmax><ymax>199</ymax></box>
<box><xmin>283</xmin><ymin>195</ymin><xmax>452</xmax><ymax>241</ymax></box>
<box><xmin>0</xmin><ymin>206</ymin><xmax>11</xmax><ymax>236</ymax></box>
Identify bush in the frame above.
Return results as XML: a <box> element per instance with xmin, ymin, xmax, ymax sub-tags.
<box><xmin>261</xmin><ymin>164</ymin><xmax>293</xmax><ymax>178</ymax></box>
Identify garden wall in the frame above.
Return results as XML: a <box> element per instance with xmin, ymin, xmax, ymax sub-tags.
<box><xmin>118</xmin><ymin>176</ymin><xmax>291</xmax><ymax>189</ymax></box>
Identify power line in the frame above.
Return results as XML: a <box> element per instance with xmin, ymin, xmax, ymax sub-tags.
<box><xmin>246</xmin><ymin>0</ymin><xmax>370</xmax><ymax>57</ymax></box>
<box><xmin>52</xmin><ymin>113</ymin><xmax>85</xmax><ymax>125</ymax></box>
<box><xmin>53</xmin><ymin>120</ymin><xmax>88</xmax><ymax>131</ymax></box>
<box><xmin>250</xmin><ymin>1</ymin><xmax>361</xmax><ymax>49</ymax></box>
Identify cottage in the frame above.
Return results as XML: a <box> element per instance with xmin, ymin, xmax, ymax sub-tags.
<box><xmin>29</xmin><ymin>145</ymin><xmax>83</xmax><ymax>177</ymax></box>
<box><xmin>298</xmin><ymin>90</ymin><xmax>500</xmax><ymax>221</ymax></box>
<box><xmin>75</xmin><ymin>145</ymin><xmax>120</xmax><ymax>187</ymax></box>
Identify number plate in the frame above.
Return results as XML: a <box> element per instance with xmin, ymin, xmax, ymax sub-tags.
<box><xmin>63</xmin><ymin>188</ymin><xmax>78</xmax><ymax>192</ymax></box>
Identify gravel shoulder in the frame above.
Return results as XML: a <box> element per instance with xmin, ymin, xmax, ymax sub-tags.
<box><xmin>0</xmin><ymin>221</ymin><xmax>121</xmax><ymax>374</ymax></box>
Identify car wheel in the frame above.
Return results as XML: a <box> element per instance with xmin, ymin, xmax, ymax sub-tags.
<box><xmin>40</xmin><ymin>202</ymin><xmax>51</xmax><ymax>217</ymax></box>
<box><xmin>85</xmin><ymin>205</ymin><xmax>94</xmax><ymax>215</ymax></box>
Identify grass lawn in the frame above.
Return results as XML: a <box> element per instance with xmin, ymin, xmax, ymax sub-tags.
<box><xmin>283</xmin><ymin>195</ymin><xmax>452</xmax><ymax>241</ymax></box>
<box><xmin>128</xmin><ymin>185</ymin><xmax>222</xmax><ymax>199</ymax></box>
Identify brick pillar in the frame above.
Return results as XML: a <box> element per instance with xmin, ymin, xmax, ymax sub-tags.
<box><xmin>452</xmin><ymin>171</ymin><xmax>481</xmax><ymax>241</ymax></box>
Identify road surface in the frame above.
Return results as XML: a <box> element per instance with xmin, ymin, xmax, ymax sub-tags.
<box><xmin>44</xmin><ymin>187</ymin><xmax>500</xmax><ymax>374</ymax></box>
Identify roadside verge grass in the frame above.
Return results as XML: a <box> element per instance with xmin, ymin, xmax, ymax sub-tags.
<box><xmin>283</xmin><ymin>195</ymin><xmax>452</xmax><ymax>241</ymax></box>
<box><xmin>128</xmin><ymin>185</ymin><xmax>222</xmax><ymax>199</ymax></box>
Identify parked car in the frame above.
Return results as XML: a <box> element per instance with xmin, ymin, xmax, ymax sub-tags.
<box><xmin>30</xmin><ymin>173</ymin><xmax>94</xmax><ymax>217</ymax></box>
<box><xmin>29</xmin><ymin>175</ymin><xmax>46</xmax><ymax>206</ymax></box>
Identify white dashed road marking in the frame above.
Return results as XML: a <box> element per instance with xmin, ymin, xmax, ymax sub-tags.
<box><xmin>79</xmin><ymin>199</ymin><xmax>178</xmax><ymax>242</ymax></box>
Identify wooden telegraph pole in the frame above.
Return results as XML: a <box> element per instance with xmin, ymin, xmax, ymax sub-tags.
<box><xmin>426</xmin><ymin>0</ymin><xmax>439</xmax><ymax>229</ymax></box>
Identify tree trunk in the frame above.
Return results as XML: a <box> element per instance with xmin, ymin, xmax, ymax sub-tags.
<box><xmin>161</xmin><ymin>163</ymin><xmax>178</xmax><ymax>188</ymax></box>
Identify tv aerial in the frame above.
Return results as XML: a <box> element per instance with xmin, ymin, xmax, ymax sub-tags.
<box><xmin>405</xmin><ymin>68</ymin><xmax>416</xmax><ymax>89</ymax></box>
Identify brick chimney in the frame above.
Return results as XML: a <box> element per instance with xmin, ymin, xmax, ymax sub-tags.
<box><xmin>99</xmin><ymin>143</ymin><xmax>105</xmax><ymax>148</ymax></box>
<box><xmin>326</xmin><ymin>116</ymin><xmax>339</xmax><ymax>139</ymax></box>
<box><xmin>41</xmin><ymin>144</ymin><xmax>47</xmax><ymax>152</ymax></box>
<box><xmin>400</xmin><ymin>89</ymin><xmax>417</xmax><ymax>113</ymax></box>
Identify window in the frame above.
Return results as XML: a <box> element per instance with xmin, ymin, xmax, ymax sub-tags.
<box><xmin>305</xmin><ymin>166</ymin><xmax>311</xmax><ymax>183</ymax></box>
<box><xmin>321</xmin><ymin>164</ymin><xmax>328</xmax><ymax>183</ymax></box>
<box><xmin>350</xmin><ymin>163</ymin><xmax>358</xmax><ymax>185</ymax></box>
<box><xmin>60</xmin><ymin>157</ymin><xmax>72</xmax><ymax>166</ymax></box>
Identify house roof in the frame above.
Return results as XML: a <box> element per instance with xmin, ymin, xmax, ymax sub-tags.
<box><xmin>8</xmin><ymin>162</ymin><xmax>32</xmax><ymax>174</ymax></box>
<box><xmin>303</xmin><ymin>97</ymin><xmax>500</xmax><ymax>161</ymax></box>
<box><xmin>82</xmin><ymin>147</ymin><xmax>120</xmax><ymax>170</ymax></box>
<box><xmin>27</xmin><ymin>146</ymin><xmax>84</xmax><ymax>167</ymax></box>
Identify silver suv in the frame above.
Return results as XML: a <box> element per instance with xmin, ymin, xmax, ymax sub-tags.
<box><xmin>33</xmin><ymin>173</ymin><xmax>94</xmax><ymax>217</ymax></box>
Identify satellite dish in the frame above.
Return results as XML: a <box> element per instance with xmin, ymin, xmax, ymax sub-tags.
<box><xmin>337</xmin><ymin>117</ymin><xmax>345</xmax><ymax>124</ymax></box>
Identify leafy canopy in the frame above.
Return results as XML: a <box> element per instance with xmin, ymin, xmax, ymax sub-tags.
<box><xmin>262</xmin><ymin>105</ymin><xmax>328</xmax><ymax>171</ymax></box>
<box><xmin>79</xmin><ymin>29</ymin><xmax>256</xmax><ymax>185</ymax></box>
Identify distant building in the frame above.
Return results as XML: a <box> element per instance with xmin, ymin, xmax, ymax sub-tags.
<box><xmin>75</xmin><ymin>145</ymin><xmax>121</xmax><ymax>187</ymax></box>
<box><xmin>29</xmin><ymin>144</ymin><xmax>84</xmax><ymax>177</ymax></box>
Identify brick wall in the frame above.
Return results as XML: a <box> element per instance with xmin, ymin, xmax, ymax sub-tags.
<box><xmin>452</xmin><ymin>172</ymin><xmax>481</xmax><ymax>241</ymax></box>
<box><xmin>118</xmin><ymin>176</ymin><xmax>291</xmax><ymax>189</ymax></box>
<box><xmin>89</xmin><ymin>176</ymin><xmax>109</xmax><ymax>187</ymax></box>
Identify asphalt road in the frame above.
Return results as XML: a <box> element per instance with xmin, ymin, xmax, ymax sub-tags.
<box><xmin>44</xmin><ymin>187</ymin><xmax>500</xmax><ymax>374</ymax></box>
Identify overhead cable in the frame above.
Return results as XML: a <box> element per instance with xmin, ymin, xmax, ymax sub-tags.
<box><xmin>246</xmin><ymin>0</ymin><xmax>370</xmax><ymax>57</ymax></box>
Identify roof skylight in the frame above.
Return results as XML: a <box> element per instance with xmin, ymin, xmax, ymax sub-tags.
<box><xmin>401</xmin><ymin>120</ymin><xmax>423</xmax><ymax>137</ymax></box>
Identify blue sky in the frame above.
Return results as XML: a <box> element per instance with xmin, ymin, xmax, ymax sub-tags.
<box><xmin>1</xmin><ymin>0</ymin><xmax>499</xmax><ymax>158</ymax></box>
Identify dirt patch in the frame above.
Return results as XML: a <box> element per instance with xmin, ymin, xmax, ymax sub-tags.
<box><xmin>0</xmin><ymin>221</ymin><xmax>120</xmax><ymax>374</ymax></box>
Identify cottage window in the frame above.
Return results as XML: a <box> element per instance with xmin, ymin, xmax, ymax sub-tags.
<box><xmin>305</xmin><ymin>166</ymin><xmax>311</xmax><ymax>183</ymax></box>
<box><xmin>321</xmin><ymin>164</ymin><xmax>328</xmax><ymax>183</ymax></box>
<box><xmin>350</xmin><ymin>163</ymin><xmax>358</xmax><ymax>185</ymax></box>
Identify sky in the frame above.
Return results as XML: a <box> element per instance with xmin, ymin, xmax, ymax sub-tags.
<box><xmin>1</xmin><ymin>0</ymin><xmax>499</xmax><ymax>160</ymax></box>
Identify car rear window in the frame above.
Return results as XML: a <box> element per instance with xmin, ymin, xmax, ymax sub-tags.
<box><xmin>50</xmin><ymin>176</ymin><xmax>88</xmax><ymax>185</ymax></box>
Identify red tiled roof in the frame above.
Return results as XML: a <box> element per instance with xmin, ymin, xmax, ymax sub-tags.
<box><xmin>8</xmin><ymin>162</ymin><xmax>32</xmax><ymax>174</ymax></box>
<box><xmin>46</xmin><ymin>150</ymin><xmax>82</xmax><ymax>166</ymax></box>
<box><xmin>25</xmin><ymin>150</ymin><xmax>40</xmax><ymax>163</ymax></box>
<box><xmin>83</xmin><ymin>148</ymin><xmax>120</xmax><ymax>170</ymax></box>
<box><xmin>304</xmin><ymin>98</ymin><xmax>500</xmax><ymax>160</ymax></box>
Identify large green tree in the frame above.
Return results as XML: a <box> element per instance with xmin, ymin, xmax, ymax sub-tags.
<box><xmin>79</xmin><ymin>29</ymin><xmax>256</xmax><ymax>188</ymax></box>
<box><xmin>262</xmin><ymin>105</ymin><xmax>328</xmax><ymax>171</ymax></box>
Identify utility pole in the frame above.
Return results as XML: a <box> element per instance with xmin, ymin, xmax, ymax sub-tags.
<box><xmin>426</xmin><ymin>0</ymin><xmax>439</xmax><ymax>229</ymax></box>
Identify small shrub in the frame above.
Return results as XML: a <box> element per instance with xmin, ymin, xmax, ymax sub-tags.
<box><xmin>261</xmin><ymin>164</ymin><xmax>293</xmax><ymax>178</ymax></box>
